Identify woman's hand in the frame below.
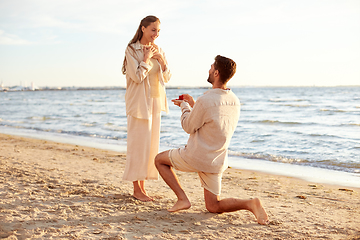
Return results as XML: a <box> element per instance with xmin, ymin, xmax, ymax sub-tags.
<box><xmin>152</xmin><ymin>52</ymin><xmax>163</xmax><ymax>61</ymax></box>
<box><xmin>150</xmin><ymin>44</ymin><xmax>166</xmax><ymax>71</ymax></box>
<box><xmin>153</xmin><ymin>53</ymin><xmax>166</xmax><ymax>71</ymax></box>
<box><xmin>143</xmin><ymin>45</ymin><xmax>157</xmax><ymax>64</ymax></box>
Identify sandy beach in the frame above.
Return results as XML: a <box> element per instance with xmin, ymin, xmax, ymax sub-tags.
<box><xmin>0</xmin><ymin>133</ymin><xmax>359</xmax><ymax>240</ymax></box>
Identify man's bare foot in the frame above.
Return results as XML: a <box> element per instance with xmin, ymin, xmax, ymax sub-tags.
<box><xmin>250</xmin><ymin>198</ymin><xmax>269</xmax><ymax>225</ymax></box>
<box><xmin>167</xmin><ymin>199</ymin><xmax>191</xmax><ymax>212</ymax></box>
<box><xmin>133</xmin><ymin>192</ymin><xmax>154</xmax><ymax>202</ymax></box>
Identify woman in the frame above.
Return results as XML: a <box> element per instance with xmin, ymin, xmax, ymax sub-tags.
<box><xmin>122</xmin><ymin>15</ymin><xmax>171</xmax><ymax>201</ymax></box>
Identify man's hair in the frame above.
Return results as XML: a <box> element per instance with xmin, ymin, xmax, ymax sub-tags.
<box><xmin>213</xmin><ymin>55</ymin><xmax>236</xmax><ymax>84</ymax></box>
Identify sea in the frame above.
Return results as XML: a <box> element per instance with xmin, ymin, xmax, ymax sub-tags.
<box><xmin>1</xmin><ymin>86</ymin><xmax>359</xmax><ymax>188</ymax></box>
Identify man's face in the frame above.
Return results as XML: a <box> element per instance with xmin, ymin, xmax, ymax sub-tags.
<box><xmin>207</xmin><ymin>63</ymin><xmax>215</xmax><ymax>84</ymax></box>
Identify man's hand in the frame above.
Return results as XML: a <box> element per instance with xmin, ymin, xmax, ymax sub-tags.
<box><xmin>171</xmin><ymin>99</ymin><xmax>183</xmax><ymax>107</ymax></box>
<box><xmin>171</xmin><ymin>94</ymin><xmax>195</xmax><ymax>108</ymax></box>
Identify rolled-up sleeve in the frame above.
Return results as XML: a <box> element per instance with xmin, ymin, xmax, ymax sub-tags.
<box><xmin>160</xmin><ymin>49</ymin><xmax>171</xmax><ymax>83</ymax></box>
<box><xmin>180</xmin><ymin>101</ymin><xmax>206</xmax><ymax>134</ymax></box>
<box><xmin>125</xmin><ymin>47</ymin><xmax>152</xmax><ymax>84</ymax></box>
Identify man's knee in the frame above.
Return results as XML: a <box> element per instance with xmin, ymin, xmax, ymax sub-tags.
<box><xmin>205</xmin><ymin>200</ymin><xmax>224</xmax><ymax>213</ymax></box>
<box><xmin>154</xmin><ymin>150</ymin><xmax>170</xmax><ymax>169</ymax></box>
<box><xmin>154</xmin><ymin>153</ymin><xmax>162</xmax><ymax>169</ymax></box>
<box><xmin>204</xmin><ymin>189</ymin><xmax>223</xmax><ymax>213</ymax></box>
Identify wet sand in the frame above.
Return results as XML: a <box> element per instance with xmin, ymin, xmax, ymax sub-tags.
<box><xmin>1</xmin><ymin>133</ymin><xmax>359</xmax><ymax>239</ymax></box>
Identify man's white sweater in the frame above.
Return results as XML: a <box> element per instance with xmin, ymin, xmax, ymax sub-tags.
<box><xmin>179</xmin><ymin>88</ymin><xmax>241</xmax><ymax>174</ymax></box>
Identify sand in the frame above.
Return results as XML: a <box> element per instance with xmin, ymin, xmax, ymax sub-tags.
<box><xmin>0</xmin><ymin>133</ymin><xmax>359</xmax><ymax>240</ymax></box>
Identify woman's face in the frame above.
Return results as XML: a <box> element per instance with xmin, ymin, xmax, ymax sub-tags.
<box><xmin>141</xmin><ymin>21</ymin><xmax>160</xmax><ymax>44</ymax></box>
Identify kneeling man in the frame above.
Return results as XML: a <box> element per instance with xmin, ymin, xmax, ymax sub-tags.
<box><xmin>155</xmin><ymin>55</ymin><xmax>269</xmax><ymax>225</ymax></box>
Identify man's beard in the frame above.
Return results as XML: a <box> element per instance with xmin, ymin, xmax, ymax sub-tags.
<box><xmin>207</xmin><ymin>74</ymin><xmax>213</xmax><ymax>84</ymax></box>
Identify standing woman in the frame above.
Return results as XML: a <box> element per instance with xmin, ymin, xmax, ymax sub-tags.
<box><xmin>122</xmin><ymin>15</ymin><xmax>171</xmax><ymax>201</ymax></box>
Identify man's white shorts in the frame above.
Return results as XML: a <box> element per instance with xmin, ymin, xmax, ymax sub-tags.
<box><xmin>168</xmin><ymin>148</ymin><xmax>222</xmax><ymax>196</ymax></box>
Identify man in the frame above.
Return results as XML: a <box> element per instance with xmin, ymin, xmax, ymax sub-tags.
<box><xmin>155</xmin><ymin>55</ymin><xmax>269</xmax><ymax>225</ymax></box>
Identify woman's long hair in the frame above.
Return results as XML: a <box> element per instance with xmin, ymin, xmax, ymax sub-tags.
<box><xmin>122</xmin><ymin>15</ymin><xmax>160</xmax><ymax>75</ymax></box>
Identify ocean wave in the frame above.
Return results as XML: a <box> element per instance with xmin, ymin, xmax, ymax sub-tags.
<box><xmin>104</xmin><ymin>123</ymin><xmax>127</xmax><ymax>132</ymax></box>
<box><xmin>269</xmin><ymin>98</ymin><xmax>305</xmax><ymax>102</ymax></box>
<box><xmin>319</xmin><ymin>108</ymin><xmax>357</xmax><ymax>113</ymax></box>
<box><xmin>250</xmin><ymin>139</ymin><xmax>265</xmax><ymax>143</ymax></box>
<box><xmin>228</xmin><ymin>151</ymin><xmax>303</xmax><ymax>163</ymax></box>
<box><xmin>283</xmin><ymin>104</ymin><xmax>312</xmax><ymax>108</ymax></box>
<box><xmin>82</xmin><ymin>123</ymin><xmax>97</xmax><ymax>127</ymax></box>
<box><xmin>87</xmin><ymin>100</ymin><xmax>106</xmax><ymax>102</ymax></box>
<box><xmin>228</xmin><ymin>151</ymin><xmax>360</xmax><ymax>173</ymax></box>
<box><xmin>257</xmin><ymin>120</ymin><xmax>302</xmax><ymax>125</ymax></box>
<box><xmin>0</xmin><ymin>124</ymin><xmax>126</xmax><ymax>142</ymax></box>
<box><xmin>341</xmin><ymin>123</ymin><xmax>360</xmax><ymax>127</ymax></box>
<box><xmin>315</xmin><ymin>159</ymin><xmax>360</xmax><ymax>172</ymax></box>
<box><xmin>0</xmin><ymin>119</ymin><xmax>25</xmax><ymax>124</ymax></box>
<box><xmin>91</xmin><ymin>112</ymin><xmax>108</xmax><ymax>115</ymax></box>
<box><xmin>26</xmin><ymin>116</ymin><xmax>59</xmax><ymax>121</ymax></box>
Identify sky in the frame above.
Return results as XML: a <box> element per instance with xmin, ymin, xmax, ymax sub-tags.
<box><xmin>0</xmin><ymin>0</ymin><xmax>359</xmax><ymax>88</ymax></box>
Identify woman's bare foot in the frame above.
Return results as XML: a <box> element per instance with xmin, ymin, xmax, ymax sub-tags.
<box><xmin>133</xmin><ymin>192</ymin><xmax>154</xmax><ymax>202</ymax></box>
<box><xmin>250</xmin><ymin>198</ymin><xmax>269</xmax><ymax>225</ymax></box>
<box><xmin>167</xmin><ymin>199</ymin><xmax>191</xmax><ymax>212</ymax></box>
<box><xmin>132</xmin><ymin>181</ymin><xmax>153</xmax><ymax>202</ymax></box>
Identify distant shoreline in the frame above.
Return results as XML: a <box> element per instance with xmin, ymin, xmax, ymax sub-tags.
<box><xmin>1</xmin><ymin>85</ymin><xmax>359</xmax><ymax>92</ymax></box>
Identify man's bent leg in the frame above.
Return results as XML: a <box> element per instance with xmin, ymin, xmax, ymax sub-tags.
<box><xmin>155</xmin><ymin>151</ymin><xmax>191</xmax><ymax>212</ymax></box>
<box><xmin>204</xmin><ymin>189</ymin><xmax>269</xmax><ymax>225</ymax></box>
